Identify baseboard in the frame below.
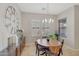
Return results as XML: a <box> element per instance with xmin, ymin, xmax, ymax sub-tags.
<box><xmin>65</xmin><ymin>45</ymin><xmax>79</xmax><ymax>51</ymax></box>
<box><xmin>0</xmin><ymin>45</ymin><xmax>8</xmax><ymax>52</ymax></box>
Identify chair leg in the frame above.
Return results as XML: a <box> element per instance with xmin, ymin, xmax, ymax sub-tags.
<box><xmin>36</xmin><ymin>49</ymin><xmax>37</xmax><ymax>54</ymax></box>
<box><xmin>45</xmin><ymin>53</ymin><xmax>47</xmax><ymax>56</ymax></box>
<box><xmin>61</xmin><ymin>50</ymin><xmax>63</xmax><ymax>55</ymax></box>
<box><xmin>40</xmin><ymin>51</ymin><xmax>45</xmax><ymax>55</ymax></box>
<box><xmin>45</xmin><ymin>50</ymin><xmax>47</xmax><ymax>56</ymax></box>
<box><xmin>60</xmin><ymin>49</ymin><xmax>63</xmax><ymax>55</ymax></box>
<box><xmin>38</xmin><ymin>50</ymin><xmax>39</xmax><ymax>56</ymax></box>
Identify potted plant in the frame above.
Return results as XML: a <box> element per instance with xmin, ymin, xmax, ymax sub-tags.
<box><xmin>48</xmin><ymin>33</ymin><xmax>57</xmax><ymax>42</ymax></box>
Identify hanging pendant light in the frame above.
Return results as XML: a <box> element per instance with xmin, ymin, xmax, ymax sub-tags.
<box><xmin>45</xmin><ymin>18</ymin><xmax>47</xmax><ymax>23</ymax></box>
<box><xmin>49</xmin><ymin>18</ymin><xmax>52</xmax><ymax>23</ymax></box>
<box><xmin>51</xmin><ymin>19</ymin><xmax>54</xmax><ymax>23</ymax></box>
<box><xmin>49</xmin><ymin>18</ymin><xmax>54</xmax><ymax>23</ymax></box>
<box><xmin>51</xmin><ymin>18</ymin><xmax>54</xmax><ymax>23</ymax></box>
<box><xmin>42</xmin><ymin>18</ymin><xmax>47</xmax><ymax>23</ymax></box>
<box><xmin>42</xmin><ymin>4</ymin><xmax>54</xmax><ymax>24</ymax></box>
<box><xmin>42</xmin><ymin>19</ymin><xmax>45</xmax><ymax>23</ymax></box>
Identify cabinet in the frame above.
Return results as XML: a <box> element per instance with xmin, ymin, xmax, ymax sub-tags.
<box><xmin>58</xmin><ymin>18</ymin><xmax>67</xmax><ymax>38</ymax></box>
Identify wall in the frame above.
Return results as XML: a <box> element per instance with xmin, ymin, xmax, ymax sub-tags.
<box><xmin>0</xmin><ymin>3</ymin><xmax>22</xmax><ymax>51</ymax></box>
<box><xmin>57</xmin><ymin>6</ymin><xmax>75</xmax><ymax>49</ymax></box>
<box><xmin>74</xmin><ymin>5</ymin><xmax>79</xmax><ymax>49</ymax></box>
<box><xmin>58</xmin><ymin>5</ymin><xmax>79</xmax><ymax>49</ymax></box>
<box><xmin>22</xmin><ymin>12</ymin><xmax>58</xmax><ymax>43</ymax></box>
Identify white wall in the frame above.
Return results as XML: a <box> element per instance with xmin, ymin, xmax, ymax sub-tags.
<box><xmin>22</xmin><ymin>12</ymin><xmax>58</xmax><ymax>43</ymax></box>
<box><xmin>0</xmin><ymin>3</ymin><xmax>22</xmax><ymax>51</ymax></box>
<box><xmin>57</xmin><ymin>6</ymin><xmax>75</xmax><ymax>49</ymax></box>
<box><xmin>58</xmin><ymin>5</ymin><xmax>79</xmax><ymax>49</ymax></box>
<box><xmin>74</xmin><ymin>5</ymin><xmax>79</xmax><ymax>49</ymax></box>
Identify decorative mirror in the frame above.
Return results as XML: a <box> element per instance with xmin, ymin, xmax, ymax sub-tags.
<box><xmin>3</xmin><ymin>6</ymin><xmax>20</xmax><ymax>55</ymax></box>
<box><xmin>4</xmin><ymin>6</ymin><xmax>19</xmax><ymax>35</ymax></box>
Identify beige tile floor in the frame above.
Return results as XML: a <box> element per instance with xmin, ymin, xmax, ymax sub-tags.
<box><xmin>21</xmin><ymin>43</ymin><xmax>79</xmax><ymax>56</ymax></box>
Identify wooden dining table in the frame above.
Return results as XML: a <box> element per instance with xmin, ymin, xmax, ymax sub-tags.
<box><xmin>36</xmin><ymin>39</ymin><xmax>61</xmax><ymax>47</ymax></box>
<box><xmin>36</xmin><ymin>38</ymin><xmax>62</xmax><ymax>55</ymax></box>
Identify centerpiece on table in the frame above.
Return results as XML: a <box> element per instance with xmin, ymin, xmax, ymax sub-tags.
<box><xmin>48</xmin><ymin>33</ymin><xmax>58</xmax><ymax>42</ymax></box>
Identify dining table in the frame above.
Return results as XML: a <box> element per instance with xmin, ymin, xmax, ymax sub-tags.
<box><xmin>36</xmin><ymin>39</ymin><xmax>61</xmax><ymax>47</ymax></box>
<box><xmin>36</xmin><ymin>38</ymin><xmax>62</xmax><ymax>55</ymax></box>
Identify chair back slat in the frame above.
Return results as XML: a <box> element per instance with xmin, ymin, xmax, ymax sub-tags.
<box><xmin>61</xmin><ymin>39</ymin><xmax>64</xmax><ymax>47</ymax></box>
<box><xmin>49</xmin><ymin>45</ymin><xmax>61</xmax><ymax>56</ymax></box>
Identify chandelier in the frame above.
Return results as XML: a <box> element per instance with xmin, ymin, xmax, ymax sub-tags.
<box><xmin>42</xmin><ymin>18</ymin><xmax>54</xmax><ymax>23</ymax></box>
<box><xmin>42</xmin><ymin>4</ymin><xmax>54</xmax><ymax>23</ymax></box>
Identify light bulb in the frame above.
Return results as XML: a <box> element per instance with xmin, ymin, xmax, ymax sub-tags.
<box><xmin>63</xmin><ymin>24</ymin><xmax>66</xmax><ymax>26</ymax></box>
<box><xmin>49</xmin><ymin>18</ymin><xmax>54</xmax><ymax>23</ymax></box>
<box><xmin>45</xmin><ymin>18</ymin><xmax>47</xmax><ymax>23</ymax></box>
<box><xmin>42</xmin><ymin>19</ymin><xmax>44</xmax><ymax>23</ymax></box>
<box><xmin>51</xmin><ymin>19</ymin><xmax>54</xmax><ymax>23</ymax></box>
<box><xmin>49</xmin><ymin>18</ymin><xmax>52</xmax><ymax>23</ymax></box>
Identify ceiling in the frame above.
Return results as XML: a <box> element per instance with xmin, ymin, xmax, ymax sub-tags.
<box><xmin>17</xmin><ymin>3</ymin><xmax>78</xmax><ymax>15</ymax></box>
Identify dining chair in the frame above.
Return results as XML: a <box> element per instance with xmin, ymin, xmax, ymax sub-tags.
<box><xmin>60</xmin><ymin>39</ymin><xmax>64</xmax><ymax>55</ymax></box>
<box><xmin>42</xmin><ymin>36</ymin><xmax>49</xmax><ymax>42</ymax></box>
<box><xmin>35</xmin><ymin>41</ymin><xmax>48</xmax><ymax>56</ymax></box>
<box><xmin>49</xmin><ymin>45</ymin><xmax>61</xmax><ymax>56</ymax></box>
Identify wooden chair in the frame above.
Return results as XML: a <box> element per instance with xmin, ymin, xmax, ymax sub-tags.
<box><xmin>35</xmin><ymin>41</ymin><xmax>49</xmax><ymax>56</ymax></box>
<box><xmin>48</xmin><ymin>40</ymin><xmax>64</xmax><ymax>56</ymax></box>
<box><xmin>49</xmin><ymin>45</ymin><xmax>61</xmax><ymax>56</ymax></box>
<box><xmin>60</xmin><ymin>39</ymin><xmax>64</xmax><ymax>55</ymax></box>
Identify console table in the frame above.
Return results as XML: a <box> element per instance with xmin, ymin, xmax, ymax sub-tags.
<box><xmin>16</xmin><ymin>36</ymin><xmax>26</xmax><ymax>56</ymax></box>
<box><xmin>7</xmin><ymin>36</ymin><xmax>26</xmax><ymax>56</ymax></box>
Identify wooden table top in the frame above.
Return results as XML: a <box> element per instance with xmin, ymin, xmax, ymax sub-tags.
<box><xmin>36</xmin><ymin>39</ymin><xmax>61</xmax><ymax>47</ymax></box>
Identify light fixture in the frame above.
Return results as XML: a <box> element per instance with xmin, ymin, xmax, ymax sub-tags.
<box><xmin>45</xmin><ymin>18</ymin><xmax>47</xmax><ymax>23</ymax></box>
<box><xmin>51</xmin><ymin>19</ymin><xmax>54</xmax><ymax>23</ymax></box>
<box><xmin>49</xmin><ymin>18</ymin><xmax>52</xmax><ymax>23</ymax></box>
<box><xmin>42</xmin><ymin>19</ymin><xmax>45</xmax><ymax>23</ymax></box>
<box><xmin>42</xmin><ymin>4</ymin><xmax>54</xmax><ymax>23</ymax></box>
<box><xmin>63</xmin><ymin>24</ymin><xmax>67</xmax><ymax>27</ymax></box>
<box><xmin>42</xmin><ymin>18</ymin><xmax>54</xmax><ymax>23</ymax></box>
